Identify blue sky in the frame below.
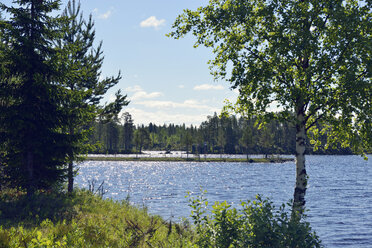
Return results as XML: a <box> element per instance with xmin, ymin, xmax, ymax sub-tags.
<box><xmin>3</xmin><ymin>0</ymin><xmax>239</xmax><ymax>126</ymax></box>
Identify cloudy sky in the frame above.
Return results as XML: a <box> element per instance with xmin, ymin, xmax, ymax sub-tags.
<box><xmin>3</xmin><ymin>0</ymin><xmax>239</xmax><ymax>126</ymax></box>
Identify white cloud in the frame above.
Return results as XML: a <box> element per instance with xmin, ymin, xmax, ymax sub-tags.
<box><xmin>131</xmin><ymin>91</ymin><xmax>163</xmax><ymax>100</ymax></box>
<box><xmin>125</xmin><ymin>85</ymin><xmax>143</xmax><ymax>92</ymax></box>
<box><xmin>178</xmin><ymin>84</ymin><xmax>185</xmax><ymax>89</ymax></box>
<box><xmin>136</xmin><ymin>99</ymin><xmax>215</xmax><ymax>112</ymax></box>
<box><xmin>136</xmin><ymin>100</ymin><xmax>178</xmax><ymax>108</ymax></box>
<box><xmin>120</xmin><ymin>85</ymin><xmax>237</xmax><ymax>125</ymax></box>
<box><xmin>93</xmin><ymin>8</ymin><xmax>113</xmax><ymax>20</ymax></box>
<box><xmin>193</xmin><ymin>84</ymin><xmax>225</xmax><ymax>91</ymax></box>
<box><xmin>183</xmin><ymin>99</ymin><xmax>198</xmax><ymax>105</ymax></box>
<box><xmin>125</xmin><ymin>85</ymin><xmax>163</xmax><ymax>100</ymax></box>
<box><xmin>124</xmin><ymin>107</ymin><xmax>209</xmax><ymax>126</ymax></box>
<box><xmin>140</xmin><ymin>16</ymin><xmax>166</xmax><ymax>29</ymax></box>
<box><xmin>99</xmin><ymin>10</ymin><xmax>112</xmax><ymax>19</ymax></box>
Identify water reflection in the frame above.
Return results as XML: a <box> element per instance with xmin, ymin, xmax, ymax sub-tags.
<box><xmin>75</xmin><ymin>155</ymin><xmax>372</xmax><ymax>248</ymax></box>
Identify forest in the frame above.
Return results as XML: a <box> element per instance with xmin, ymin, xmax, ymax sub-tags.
<box><xmin>0</xmin><ymin>0</ymin><xmax>370</xmax><ymax>246</ymax></box>
<box><xmin>89</xmin><ymin>112</ymin><xmax>354</xmax><ymax>156</ymax></box>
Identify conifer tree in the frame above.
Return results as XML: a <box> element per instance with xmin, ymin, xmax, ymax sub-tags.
<box><xmin>121</xmin><ymin>112</ymin><xmax>134</xmax><ymax>152</ymax></box>
<box><xmin>0</xmin><ymin>0</ymin><xmax>70</xmax><ymax>194</ymax></box>
<box><xmin>0</xmin><ymin>11</ymin><xmax>9</xmax><ymax>190</ymax></box>
<box><xmin>56</xmin><ymin>0</ymin><xmax>129</xmax><ymax>192</ymax></box>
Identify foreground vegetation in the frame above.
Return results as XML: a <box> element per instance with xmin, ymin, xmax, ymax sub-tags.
<box><xmin>0</xmin><ymin>189</ymin><xmax>193</xmax><ymax>247</ymax></box>
<box><xmin>0</xmin><ymin>189</ymin><xmax>322</xmax><ymax>247</ymax></box>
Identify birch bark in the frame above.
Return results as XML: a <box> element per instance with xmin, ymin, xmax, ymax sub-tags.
<box><xmin>293</xmin><ymin>107</ymin><xmax>307</xmax><ymax>215</ymax></box>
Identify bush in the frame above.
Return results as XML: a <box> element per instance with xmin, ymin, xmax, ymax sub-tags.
<box><xmin>188</xmin><ymin>190</ymin><xmax>323</xmax><ymax>248</ymax></box>
<box><xmin>0</xmin><ymin>188</ymin><xmax>322</xmax><ymax>247</ymax></box>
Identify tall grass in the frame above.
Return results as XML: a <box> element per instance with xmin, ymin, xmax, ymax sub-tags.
<box><xmin>0</xmin><ymin>189</ymin><xmax>193</xmax><ymax>247</ymax></box>
<box><xmin>0</xmin><ymin>188</ymin><xmax>322</xmax><ymax>247</ymax></box>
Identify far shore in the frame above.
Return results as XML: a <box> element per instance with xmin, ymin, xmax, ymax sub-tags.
<box><xmin>85</xmin><ymin>156</ymin><xmax>294</xmax><ymax>163</ymax></box>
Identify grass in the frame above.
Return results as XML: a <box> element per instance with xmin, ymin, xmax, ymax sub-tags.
<box><xmin>0</xmin><ymin>189</ymin><xmax>194</xmax><ymax>247</ymax></box>
<box><xmin>85</xmin><ymin>156</ymin><xmax>293</xmax><ymax>163</ymax></box>
<box><xmin>0</xmin><ymin>188</ymin><xmax>322</xmax><ymax>248</ymax></box>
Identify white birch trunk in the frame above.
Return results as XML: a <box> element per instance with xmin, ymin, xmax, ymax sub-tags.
<box><xmin>293</xmin><ymin>109</ymin><xmax>307</xmax><ymax>216</ymax></box>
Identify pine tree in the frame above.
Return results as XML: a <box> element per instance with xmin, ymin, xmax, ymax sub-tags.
<box><xmin>56</xmin><ymin>0</ymin><xmax>129</xmax><ymax>192</ymax></box>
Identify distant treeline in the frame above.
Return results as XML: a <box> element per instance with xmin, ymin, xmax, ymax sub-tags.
<box><xmin>88</xmin><ymin>113</ymin><xmax>354</xmax><ymax>156</ymax></box>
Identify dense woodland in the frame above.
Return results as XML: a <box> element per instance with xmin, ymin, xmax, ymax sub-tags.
<box><xmin>89</xmin><ymin>112</ymin><xmax>354</xmax><ymax>156</ymax></box>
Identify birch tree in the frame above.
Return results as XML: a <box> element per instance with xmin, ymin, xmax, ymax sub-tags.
<box><xmin>169</xmin><ymin>0</ymin><xmax>371</xmax><ymax>215</ymax></box>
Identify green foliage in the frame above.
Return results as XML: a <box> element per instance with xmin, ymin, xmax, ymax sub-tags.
<box><xmin>121</xmin><ymin>112</ymin><xmax>135</xmax><ymax>152</ymax></box>
<box><xmin>0</xmin><ymin>189</ymin><xmax>322</xmax><ymax>247</ymax></box>
<box><xmin>0</xmin><ymin>0</ymin><xmax>129</xmax><ymax>194</ymax></box>
<box><xmin>168</xmin><ymin>0</ymin><xmax>371</xmax><ymax>215</ymax></box>
<box><xmin>0</xmin><ymin>0</ymin><xmax>72</xmax><ymax>193</ymax></box>
<box><xmin>0</xmin><ymin>189</ymin><xmax>193</xmax><ymax>247</ymax></box>
<box><xmin>133</xmin><ymin>128</ymin><xmax>150</xmax><ymax>154</ymax></box>
<box><xmin>168</xmin><ymin>0</ymin><xmax>371</xmax><ymax>156</ymax></box>
<box><xmin>182</xmin><ymin>131</ymin><xmax>194</xmax><ymax>157</ymax></box>
<box><xmin>88</xmin><ymin>113</ymin><xmax>356</xmax><ymax>156</ymax></box>
<box><xmin>187</xmin><ymin>191</ymin><xmax>323</xmax><ymax>248</ymax></box>
<box><xmin>56</xmin><ymin>0</ymin><xmax>129</xmax><ymax>192</ymax></box>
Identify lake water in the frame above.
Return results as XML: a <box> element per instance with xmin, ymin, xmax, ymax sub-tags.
<box><xmin>75</xmin><ymin>155</ymin><xmax>372</xmax><ymax>248</ymax></box>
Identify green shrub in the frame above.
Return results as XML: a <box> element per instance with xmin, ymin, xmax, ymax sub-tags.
<box><xmin>0</xmin><ymin>188</ymin><xmax>322</xmax><ymax>247</ymax></box>
<box><xmin>187</xmin><ymin>191</ymin><xmax>323</xmax><ymax>248</ymax></box>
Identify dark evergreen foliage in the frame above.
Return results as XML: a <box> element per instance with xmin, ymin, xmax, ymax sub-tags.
<box><xmin>0</xmin><ymin>0</ymin><xmax>128</xmax><ymax>194</ymax></box>
<box><xmin>56</xmin><ymin>0</ymin><xmax>129</xmax><ymax>192</ymax></box>
<box><xmin>0</xmin><ymin>0</ymin><xmax>70</xmax><ymax>194</ymax></box>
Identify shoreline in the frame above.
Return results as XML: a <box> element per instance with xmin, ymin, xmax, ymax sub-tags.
<box><xmin>85</xmin><ymin>156</ymin><xmax>294</xmax><ymax>163</ymax></box>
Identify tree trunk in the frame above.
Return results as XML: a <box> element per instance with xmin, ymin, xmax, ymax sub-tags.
<box><xmin>67</xmin><ymin>125</ymin><xmax>75</xmax><ymax>193</ymax></box>
<box><xmin>293</xmin><ymin>110</ymin><xmax>307</xmax><ymax>217</ymax></box>
<box><xmin>67</xmin><ymin>127</ymin><xmax>74</xmax><ymax>193</ymax></box>
<box><xmin>26</xmin><ymin>150</ymin><xmax>35</xmax><ymax>196</ymax></box>
<box><xmin>68</xmin><ymin>158</ymin><xmax>74</xmax><ymax>193</ymax></box>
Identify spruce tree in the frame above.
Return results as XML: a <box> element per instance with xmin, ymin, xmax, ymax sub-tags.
<box><xmin>0</xmin><ymin>0</ymin><xmax>70</xmax><ymax>194</ymax></box>
<box><xmin>0</xmin><ymin>11</ymin><xmax>9</xmax><ymax>190</ymax></box>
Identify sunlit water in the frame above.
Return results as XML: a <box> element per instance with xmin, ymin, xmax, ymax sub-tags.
<box><xmin>75</xmin><ymin>155</ymin><xmax>371</xmax><ymax>247</ymax></box>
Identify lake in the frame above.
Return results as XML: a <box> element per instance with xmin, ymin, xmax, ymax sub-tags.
<box><xmin>75</xmin><ymin>155</ymin><xmax>371</xmax><ymax>248</ymax></box>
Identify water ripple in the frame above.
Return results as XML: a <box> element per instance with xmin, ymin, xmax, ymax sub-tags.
<box><xmin>75</xmin><ymin>155</ymin><xmax>371</xmax><ymax>248</ymax></box>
